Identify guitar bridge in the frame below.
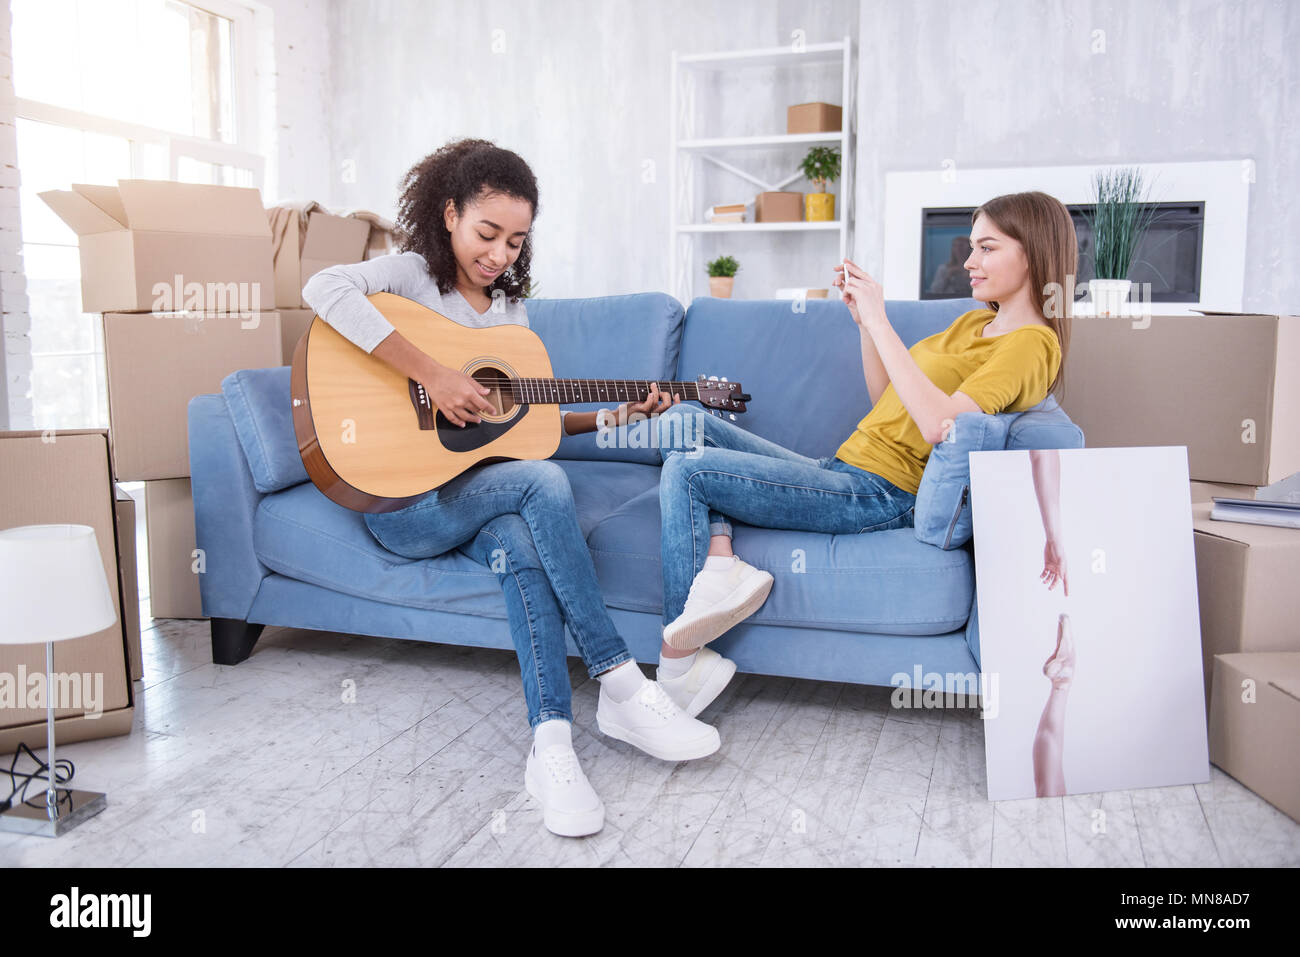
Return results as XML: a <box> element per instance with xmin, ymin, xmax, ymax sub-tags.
<box><xmin>409</xmin><ymin>378</ymin><xmax>436</xmax><ymax>430</ymax></box>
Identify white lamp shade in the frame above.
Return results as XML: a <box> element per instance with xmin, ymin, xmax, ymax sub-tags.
<box><xmin>0</xmin><ymin>524</ymin><xmax>118</xmax><ymax>645</ymax></box>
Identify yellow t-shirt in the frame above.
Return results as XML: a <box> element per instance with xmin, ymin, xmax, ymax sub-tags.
<box><xmin>834</xmin><ymin>309</ymin><xmax>1062</xmax><ymax>496</ymax></box>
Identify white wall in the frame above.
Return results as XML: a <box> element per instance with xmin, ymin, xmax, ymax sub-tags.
<box><xmin>852</xmin><ymin>0</ymin><xmax>1300</xmax><ymax>314</ymax></box>
<box><xmin>317</xmin><ymin>0</ymin><xmax>860</xmax><ymax>300</ymax></box>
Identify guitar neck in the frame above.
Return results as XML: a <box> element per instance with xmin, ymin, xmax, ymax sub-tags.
<box><xmin>502</xmin><ymin>379</ymin><xmax>704</xmax><ymax>405</ymax></box>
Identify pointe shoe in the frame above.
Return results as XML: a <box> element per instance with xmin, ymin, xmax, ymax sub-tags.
<box><xmin>1043</xmin><ymin>612</ymin><xmax>1075</xmax><ymax>689</ymax></box>
<box><xmin>662</xmin><ymin>555</ymin><xmax>774</xmax><ymax>651</ymax></box>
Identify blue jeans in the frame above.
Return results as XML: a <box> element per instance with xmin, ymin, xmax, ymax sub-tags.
<box><xmin>362</xmin><ymin>459</ymin><xmax>633</xmax><ymax>728</ymax></box>
<box><xmin>654</xmin><ymin>404</ymin><xmax>917</xmax><ymax>625</ymax></box>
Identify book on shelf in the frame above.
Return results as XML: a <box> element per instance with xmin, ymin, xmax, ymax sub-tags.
<box><xmin>705</xmin><ymin>202</ymin><xmax>748</xmax><ymax>223</ymax></box>
<box><xmin>1209</xmin><ymin>496</ymin><xmax>1300</xmax><ymax>530</ymax></box>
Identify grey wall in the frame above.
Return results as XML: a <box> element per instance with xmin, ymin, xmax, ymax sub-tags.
<box><xmin>322</xmin><ymin>0</ymin><xmax>859</xmax><ymax>301</ymax></box>
<box><xmin>853</xmin><ymin>0</ymin><xmax>1300</xmax><ymax>314</ymax></box>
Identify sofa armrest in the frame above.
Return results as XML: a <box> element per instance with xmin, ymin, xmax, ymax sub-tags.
<box><xmin>188</xmin><ymin>393</ymin><xmax>270</xmax><ymax>621</ymax></box>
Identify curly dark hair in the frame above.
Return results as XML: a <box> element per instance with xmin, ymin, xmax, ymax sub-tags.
<box><xmin>394</xmin><ymin>138</ymin><xmax>539</xmax><ymax>301</ymax></box>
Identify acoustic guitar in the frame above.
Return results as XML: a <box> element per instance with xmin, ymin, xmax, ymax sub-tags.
<box><xmin>290</xmin><ymin>292</ymin><xmax>752</xmax><ymax>513</ymax></box>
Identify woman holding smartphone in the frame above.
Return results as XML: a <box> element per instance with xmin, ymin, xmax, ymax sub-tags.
<box><xmin>646</xmin><ymin>191</ymin><xmax>1075</xmax><ymax>686</ymax></box>
<box><xmin>303</xmin><ymin>137</ymin><xmax>718</xmax><ymax>840</ymax></box>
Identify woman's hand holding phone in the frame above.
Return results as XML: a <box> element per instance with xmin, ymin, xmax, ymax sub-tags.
<box><xmin>834</xmin><ymin>258</ymin><xmax>889</xmax><ymax>334</ymax></box>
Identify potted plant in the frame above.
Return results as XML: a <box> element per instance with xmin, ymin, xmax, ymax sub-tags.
<box><xmin>799</xmin><ymin>146</ymin><xmax>841</xmax><ymax>222</ymax></box>
<box><xmin>706</xmin><ymin>255</ymin><xmax>739</xmax><ymax>298</ymax></box>
<box><xmin>1082</xmin><ymin>167</ymin><xmax>1158</xmax><ymax>317</ymax></box>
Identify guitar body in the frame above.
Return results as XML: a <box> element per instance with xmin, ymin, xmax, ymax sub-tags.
<box><xmin>291</xmin><ymin>292</ymin><xmax>561</xmax><ymax>513</ymax></box>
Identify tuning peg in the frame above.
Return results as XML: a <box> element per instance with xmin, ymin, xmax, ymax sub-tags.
<box><xmin>728</xmin><ymin>413</ymin><xmax>736</xmax><ymax>421</ymax></box>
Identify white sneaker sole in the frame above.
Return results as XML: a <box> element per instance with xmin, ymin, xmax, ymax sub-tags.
<box><xmin>524</xmin><ymin>766</ymin><xmax>605</xmax><ymax>837</ymax></box>
<box><xmin>663</xmin><ymin>570</ymin><xmax>775</xmax><ymax>651</ymax></box>
<box><xmin>596</xmin><ymin>712</ymin><xmax>721</xmax><ymax>762</ymax></box>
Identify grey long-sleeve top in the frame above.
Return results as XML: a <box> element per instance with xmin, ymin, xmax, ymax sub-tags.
<box><xmin>300</xmin><ymin>250</ymin><xmax>573</xmax><ymax>428</ymax></box>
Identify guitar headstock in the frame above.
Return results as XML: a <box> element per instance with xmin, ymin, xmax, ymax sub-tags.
<box><xmin>696</xmin><ymin>374</ymin><xmax>751</xmax><ymax>420</ymax></box>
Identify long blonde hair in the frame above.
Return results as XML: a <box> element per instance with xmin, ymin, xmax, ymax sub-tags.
<box><xmin>971</xmin><ymin>191</ymin><xmax>1076</xmax><ymax>403</ymax></box>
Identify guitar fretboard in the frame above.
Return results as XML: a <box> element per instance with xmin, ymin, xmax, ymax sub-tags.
<box><xmin>492</xmin><ymin>379</ymin><xmax>706</xmax><ymax>405</ymax></box>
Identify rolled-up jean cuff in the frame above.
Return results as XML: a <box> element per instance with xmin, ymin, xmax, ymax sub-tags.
<box><xmin>709</xmin><ymin>520</ymin><xmax>733</xmax><ymax>537</ymax></box>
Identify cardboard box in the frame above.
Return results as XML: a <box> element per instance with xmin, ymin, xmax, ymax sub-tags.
<box><xmin>1061</xmin><ymin>314</ymin><xmax>1300</xmax><ymax>486</ymax></box>
<box><xmin>787</xmin><ymin>102</ymin><xmax>842</xmax><ymax>134</ymax></box>
<box><xmin>755</xmin><ymin>191</ymin><xmax>803</xmax><ymax>223</ymax></box>
<box><xmin>115</xmin><ymin>485</ymin><xmax>142</xmax><ymax>681</ymax></box>
<box><xmin>1209</xmin><ymin>652</ymin><xmax>1300</xmax><ymax>823</ymax></box>
<box><xmin>1190</xmin><ymin>480</ymin><xmax>1257</xmax><ymax>503</ymax></box>
<box><xmin>103</xmin><ymin>310</ymin><xmax>282</xmax><ymax>481</ymax></box>
<box><xmin>278</xmin><ymin>308</ymin><xmax>315</xmax><ymax>366</ymax></box>
<box><xmin>145</xmin><ymin>479</ymin><xmax>203</xmax><ymax>620</ymax></box>
<box><xmin>0</xmin><ymin>430</ymin><xmax>134</xmax><ymax>752</ymax></box>
<box><xmin>272</xmin><ymin>209</ymin><xmax>370</xmax><ymax>308</ymax></box>
<box><xmin>1192</xmin><ymin>502</ymin><xmax>1300</xmax><ymax>700</ymax></box>
<box><xmin>38</xmin><ymin>180</ymin><xmax>275</xmax><ymax>314</ymax></box>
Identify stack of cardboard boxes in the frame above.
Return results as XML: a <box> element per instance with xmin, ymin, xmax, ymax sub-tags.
<box><xmin>35</xmin><ymin>180</ymin><xmax>375</xmax><ymax>623</ymax></box>
<box><xmin>1062</xmin><ymin>312</ymin><xmax>1300</xmax><ymax>821</ymax></box>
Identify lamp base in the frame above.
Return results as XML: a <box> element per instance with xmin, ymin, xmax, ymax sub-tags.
<box><xmin>0</xmin><ymin>788</ymin><xmax>107</xmax><ymax>838</ymax></box>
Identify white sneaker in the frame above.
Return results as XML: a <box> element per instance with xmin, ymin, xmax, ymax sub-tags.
<box><xmin>658</xmin><ymin>647</ymin><xmax>738</xmax><ymax>717</ymax></box>
<box><xmin>524</xmin><ymin>742</ymin><xmax>605</xmax><ymax>837</ymax></box>
<box><xmin>596</xmin><ymin>678</ymin><xmax>721</xmax><ymax>761</ymax></box>
<box><xmin>662</xmin><ymin>556</ymin><xmax>774</xmax><ymax>650</ymax></box>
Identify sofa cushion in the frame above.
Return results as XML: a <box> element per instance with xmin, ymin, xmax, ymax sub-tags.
<box><xmin>222</xmin><ymin>366</ymin><xmax>309</xmax><ymax>494</ymax></box>
<box><xmin>587</xmin><ymin>486</ymin><xmax>973</xmax><ymax>636</ymax></box>
<box><xmin>527</xmin><ymin>292</ymin><xmax>684</xmax><ymax>465</ymax></box>
<box><xmin>913</xmin><ymin>393</ymin><xmax>1085</xmax><ymax>550</ymax></box>
<box><xmin>252</xmin><ymin>460</ymin><xmax>660</xmax><ymax>614</ymax></box>
<box><xmin>914</xmin><ymin>411</ymin><xmax>1009</xmax><ymax>549</ymax></box>
<box><xmin>675</xmin><ymin>296</ymin><xmax>983</xmax><ymax>459</ymax></box>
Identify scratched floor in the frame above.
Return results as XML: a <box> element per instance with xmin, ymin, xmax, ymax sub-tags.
<box><xmin>1</xmin><ymin>606</ymin><xmax>1297</xmax><ymax>868</ymax></box>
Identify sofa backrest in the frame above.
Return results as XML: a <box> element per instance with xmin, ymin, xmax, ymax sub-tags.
<box><xmin>527</xmin><ymin>292</ymin><xmax>684</xmax><ymax>464</ymax></box>
<box><xmin>674</xmin><ymin>296</ymin><xmax>985</xmax><ymax>458</ymax></box>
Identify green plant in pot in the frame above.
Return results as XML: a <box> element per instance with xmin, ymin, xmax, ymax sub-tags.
<box><xmin>706</xmin><ymin>254</ymin><xmax>739</xmax><ymax>298</ymax></box>
<box><xmin>1082</xmin><ymin>167</ymin><xmax>1158</xmax><ymax>316</ymax></box>
<box><xmin>799</xmin><ymin>146</ymin><xmax>841</xmax><ymax>222</ymax></box>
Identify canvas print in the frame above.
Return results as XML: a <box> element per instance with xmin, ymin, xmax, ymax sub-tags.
<box><xmin>969</xmin><ymin>446</ymin><xmax>1210</xmax><ymax>802</ymax></box>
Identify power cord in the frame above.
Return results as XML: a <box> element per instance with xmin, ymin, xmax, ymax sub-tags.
<box><xmin>3</xmin><ymin>742</ymin><xmax>75</xmax><ymax>813</ymax></box>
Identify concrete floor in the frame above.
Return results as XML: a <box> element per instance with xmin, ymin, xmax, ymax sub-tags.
<box><xmin>1</xmin><ymin>601</ymin><xmax>1297</xmax><ymax>867</ymax></box>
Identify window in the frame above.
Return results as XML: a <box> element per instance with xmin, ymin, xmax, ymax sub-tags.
<box><xmin>12</xmin><ymin>0</ymin><xmax>265</xmax><ymax>429</ymax></box>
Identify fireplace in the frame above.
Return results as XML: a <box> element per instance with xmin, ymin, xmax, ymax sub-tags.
<box><xmin>882</xmin><ymin>161</ymin><xmax>1250</xmax><ymax>314</ymax></box>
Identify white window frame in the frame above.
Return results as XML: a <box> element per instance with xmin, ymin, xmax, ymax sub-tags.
<box><xmin>13</xmin><ymin>0</ymin><xmax>270</xmax><ymax>430</ymax></box>
<box><xmin>15</xmin><ymin>0</ymin><xmax>266</xmax><ymax>188</ymax></box>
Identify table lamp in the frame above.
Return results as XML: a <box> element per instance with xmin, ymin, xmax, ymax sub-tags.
<box><xmin>0</xmin><ymin>524</ymin><xmax>117</xmax><ymax>837</ymax></box>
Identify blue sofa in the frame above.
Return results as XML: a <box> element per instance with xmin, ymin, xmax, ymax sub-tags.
<box><xmin>187</xmin><ymin>294</ymin><xmax>1083</xmax><ymax>689</ymax></box>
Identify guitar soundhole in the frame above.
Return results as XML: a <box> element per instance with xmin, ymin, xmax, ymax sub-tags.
<box><xmin>473</xmin><ymin>366</ymin><xmax>516</xmax><ymax>421</ymax></box>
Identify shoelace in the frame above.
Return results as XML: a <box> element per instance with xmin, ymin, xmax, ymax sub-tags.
<box><xmin>636</xmin><ymin>680</ymin><xmax>681</xmax><ymax>720</ymax></box>
<box><xmin>539</xmin><ymin>746</ymin><xmax>581</xmax><ymax>785</ymax></box>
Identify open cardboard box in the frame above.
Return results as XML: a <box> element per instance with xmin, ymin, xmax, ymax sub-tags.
<box><xmin>271</xmin><ymin>209</ymin><xmax>370</xmax><ymax>309</ymax></box>
<box><xmin>1062</xmin><ymin>314</ymin><xmax>1300</xmax><ymax>486</ymax></box>
<box><xmin>39</xmin><ymin>180</ymin><xmax>275</xmax><ymax>314</ymax></box>
<box><xmin>0</xmin><ymin>430</ymin><xmax>134</xmax><ymax>753</ymax></box>
<box><xmin>103</xmin><ymin>310</ymin><xmax>282</xmax><ymax>481</ymax></box>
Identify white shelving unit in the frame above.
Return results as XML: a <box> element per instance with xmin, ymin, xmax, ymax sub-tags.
<box><xmin>669</xmin><ymin>37</ymin><xmax>856</xmax><ymax>304</ymax></box>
